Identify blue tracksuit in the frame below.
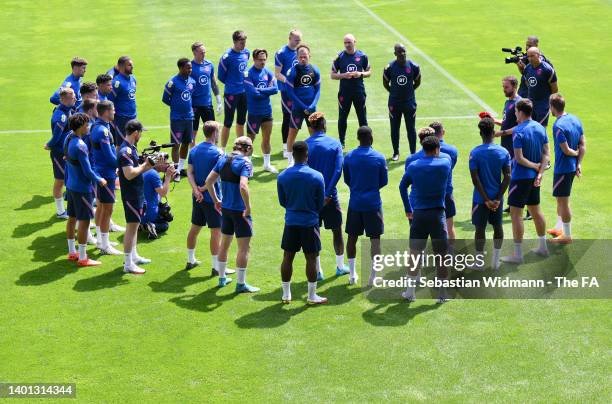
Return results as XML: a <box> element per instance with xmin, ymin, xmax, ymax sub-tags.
<box><xmin>218</xmin><ymin>48</ymin><xmax>250</xmax><ymax>95</ymax></box>
<box><xmin>50</xmin><ymin>74</ymin><xmax>82</xmax><ymax>107</ymax></box>
<box><xmin>343</xmin><ymin>146</ymin><xmax>388</xmax><ymax>211</ymax></box>
<box><xmin>191</xmin><ymin>59</ymin><xmax>215</xmax><ymax>107</ymax></box>
<box><xmin>285</xmin><ymin>63</ymin><xmax>321</xmax><ymax>113</ymax></box>
<box><xmin>188</xmin><ymin>141</ymin><xmax>222</xmax><ymax>203</ymax></box>
<box><xmin>109</xmin><ymin>73</ymin><xmax>137</xmax><ymax>118</ymax></box>
<box><xmin>90</xmin><ymin>118</ymin><xmax>117</xmax><ymax>179</ymax></box>
<box><xmin>64</xmin><ymin>133</ymin><xmax>104</xmax><ymax>193</ymax></box>
<box><xmin>512</xmin><ymin>119</ymin><xmax>548</xmax><ymax>180</ymax></box>
<box><xmin>277</xmin><ymin>163</ymin><xmax>325</xmax><ymax>226</ymax></box>
<box><xmin>274</xmin><ymin>45</ymin><xmax>297</xmax><ymax>92</ymax></box>
<box><xmin>162</xmin><ymin>74</ymin><xmax>196</xmax><ymax>121</ymax></box>
<box><xmin>402</xmin><ymin>149</ymin><xmax>452</xmax><ymax>213</ymax></box>
<box><xmin>47</xmin><ymin>104</ymin><xmax>73</xmax><ymax>153</ymax></box>
<box><xmin>553</xmin><ymin>113</ymin><xmax>583</xmax><ymax>175</ymax></box>
<box><xmin>304</xmin><ymin>132</ymin><xmax>343</xmax><ymax>200</ymax></box>
<box><xmin>400</xmin><ymin>156</ymin><xmax>451</xmax><ymax>212</ymax></box>
<box><xmin>244</xmin><ymin>66</ymin><xmax>278</xmax><ymax>116</ymax></box>
<box><xmin>469</xmin><ymin>143</ymin><xmax>511</xmax><ymax>204</ymax></box>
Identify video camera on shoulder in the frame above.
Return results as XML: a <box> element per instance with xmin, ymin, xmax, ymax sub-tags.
<box><xmin>501</xmin><ymin>46</ymin><xmax>525</xmax><ymax>64</ymax></box>
<box><xmin>139</xmin><ymin>140</ymin><xmax>173</xmax><ymax>166</ymax></box>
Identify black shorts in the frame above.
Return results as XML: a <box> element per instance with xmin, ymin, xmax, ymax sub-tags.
<box><xmin>95</xmin><ymin>176</ymin><xmax>116</xmax><ymax>204</ymax></box>
<box><xmin>345</xmin><ymin>208</ymin><xmax>384</xmax><ymax>238</ymax></box>
<box><xmin>281</xmin><ymin>224</ymin><xmax>321</xmax><ymax>254</ymax></box>
<box><xmin>319</xmin><ymin>198</ymin><xmax>343</xmax><ymax>229</ymax></box>
<box><xmin>50</xmin><ymin>150</ymin><xmax>65</xmax><ymax>180</ymax></box>
<box><xmin>501</xmin><ymin>135</ymin><xmax>514</xmax><ymax>159</ymax></box>
<box><xmin>67</xmin><ymin>190</ymin><xmax>95</xmax><ymax>221</ymax></box>
<box><xmin>221</xmin><ymin>208</ymin><xmax>252</xmax><ymax>238</ymax></box>
<box><xmin>246</xmin><ymin>114</ymin><xmax>273</xmax><ymax>135</ymax></box>
<box><xmin>552</xmin><ymin>172</ymin><xmax>575</xmax><ymax>197</ymax></box>
<box><xmin>290</xmin><ymin>109</ymin><xmax>313</xmax><ymax>130</ymax></box>
<box><xmin>170</xmin><ymin>119</ymin><xmax>194</xmax><ymax>145</ymax></box>
<box><xmin>471</xmin><ymin>202</ymin><xmax>503</xmax><ymax>228</ymax></box>
<box><xmin>192</xmin><ymin>198</ymin><xmax>221</xmax><ymax>228</ymax></box>
<box><xmin>193</xmin><ymin>106</ymin><xmax>215</xmax><ymax>131</ymax></box>
<box><xmin>113</xmin><ymin>115</ymin><xmax>132</xmax><ymax>145</ymax></box>
<box><xmin>508</xmin><ymin>178</ymin><xmax>540</xmax><ymax>208</ymax></box>
<box><xmin>223</xmin><ymin>93</ymin><xmax>247</xmax><ymax>128</ymax></box>
<box><xmin>122</xmin><ymin>198</ymin><xmax>144</xmax><ymax>223</ymax></box>
<box><xmin>533</xmin><ymin>105</ymin><xmax>551</xmax><ymax>127</ymax></box>
<box><xmin>445</xmin><ymin>193</ymin><xmax>456</xmax><ymax>219</ymax></box>
<box><xmin>280</xmin><ymin>91</ymin><xmax>293</xmax><ymax>114</ymax></box>
<box><xmin>409</xmin><ymin>208</ymin><xmax>448</xmax><ymax>254</ymax></box>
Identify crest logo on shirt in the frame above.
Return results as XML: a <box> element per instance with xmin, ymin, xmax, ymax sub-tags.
<box><xmin>65</xmin><ymin>82</ymin><xmax>72</xmax><ymax>87</ymax></box>
<box><xmin>300</xmin><ymin>75</ymin><xmax>313</xmax><ymax>85</ymax></box>
<box><xmin>347</xmin><ymin>64</ymin><xmax>358</xmax><ymax>72</ymax></box>
<box><xmin>405</xmin><ymin>66</ymin><xmax>411</xmax><ymax>74</ymax></box>
<box><xmin>181</xmin><ymin>90</ymin><xmax>191</xmax><ymax>101</ymax></box>
<box><xmin>199</xmin><ymin>75</ymin><xmax>209</xmax><ymax>85</ymax></box>
<box><xmin>204</xmin><ymin>66</ymin><xmax>210</xmax><ymax>73</ymax></box>
<box><xmin>355</xmin><ymin>57</ymin><xmax>361</xmax><ymax>62</ymax></box>
<box><xmin>239</xmin><ymin>62</ymin><xmax>247</xmax><ymax>72</ymax></box>
<box><xmin>61</xmin><ymin>114</ymin><xmax>67</xmax><ymax>122</ymax></box>
<box><xmin>537</xmin><ymin>68</ymin><xmax>542</xmax><ymax>75</ymax></box>
<box><xmin>187</xmin><ymin>83</ymin><xmax>193</xmax><ymax>90</ymax></box>
<box><xmin>528</xmin><ymin>76</ymin><xmax>537</xmax><ymax>87</ymax></box>
<box><xmin>256</xmin><ymin>81</ymin><xmax>267</xmax><ymax>89</ymax></box>
<box><xmin>397</xmin><ymin>75</ymin><xmax>408</xmax><ymax>86</ymax></box>
<box><xmin>128</xmin><ymin>89</ymin><xmax>136</xmax><ymax>99</ymax></box>
<box><xmin>114</xmin><ymin>80</ymin><xmax>120</xmax><ymax>88</ymax></box>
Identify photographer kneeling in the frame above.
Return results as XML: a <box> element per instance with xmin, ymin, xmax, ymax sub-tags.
<box><xmin>141</xmin><ymin>158</ymin><xmax>176</xmax><ymax>239</ymax></box>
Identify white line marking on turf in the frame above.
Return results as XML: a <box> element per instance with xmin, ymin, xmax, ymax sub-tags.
<box><xmin>353</xmin><ymin>0</ymin><xmax>496</xmax><ymax>114</ymax></box>
<box><xmin>0</xmin><ymin>115</ymin><xmax>476</xmax><ymax>134</ymax></box>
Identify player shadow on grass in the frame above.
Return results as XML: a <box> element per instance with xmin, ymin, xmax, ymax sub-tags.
<box><xmin>362</xmin><ymin>301</ymin><xmax>441</xmax><ymax>327</ymax></box>
<box><xmin>72</xmin><ymin>267</ymin><xmax>129</xmax><ymax>292</ymax></box>
<box><xmin>453</xmin><ymin>216</ymin><xmax>512</xmax><ymax>233</ymax></box>
<box><xmin>169</xmin><ymin>286</ymin><xmax>238</xmax><ymax>313</ymax></box>
<box><xmin>15</xmin><ymin>259</ymin><xmax>78</xmax><ymax>286</ymax></box>
<box><xmin>27</xmin><ymin>231</ymin><xmax>69</xmax><ymax>263</ymax></box>
<box><xmin>14</xmin><ymin>195</ymin><xmax>53</xmax><ymax>211</ymax></box>
<box><xmin>149</xmin><ymin>269</ymin><xmax>212</xmax><ymax>293</ymax></box>
<box><xmin>13</xmin><ymin>216</ymin><xmax>57</xmax><ymax>238</ymax></box>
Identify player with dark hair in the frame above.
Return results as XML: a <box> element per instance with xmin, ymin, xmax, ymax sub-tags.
<box><xmin>502</xmin><ymin>99</ymin><xmax>550</xmax><ymax>264</ymax></box>
<box><xmin>275</xmin><ymin>29</ymin><xmax>302</xmax><ymax>156</ymax></box>
<box><xmin>191</xmin><ymin>42</ymin><xmax>222</xmax><ymax>144</ymax></box>
<box><xmin>244</xmin><ymin>48</ymin><xmax>279</xmax><ymax>173</ymax></box>
<box><xmin>383</xmin><ymin>44</ymin><xmax>421</xmax><ymax>160</ymax></box>
<box><xmin>277</xmin><ymin>141</ymin><xmax>327</xmax><ymax>304</ymax></box>
<box><xmin>108</xmin><ymin>56</ymin><xmax>137</xmax><ymax>145</ymax></box>
<box><xmin>63</xmin><ymin>113</ymin><xmax>107</xmax><ymax>266</ymax></box>
<box><xmin>547</xmin><ymin>93</ymin><xmax>586</xmax><ymax>244</ymax></box>
<box><xmin>50</xmin><ymin>57</ymin><xmax>87</xmax><ymax>108</ymax></box>
<box><xmin>331</xmin><ymin>33</ymin><xmax>370</xmax><ymax>148</ymax></box>
<box><xmin>218</xmin><ymin>30</ymin><xmax>250</xmax><ymax>151</ymax></box>
<box><xmin>96</xmin><ymin>74</ymin><xmax>113</xmax><ymax>101</ymax></box>
<box><xmin>469</xmin><ymin>117</ymin><xmax>511</xmax><ymax>270</ymax></box>
<box><xmin>344</xmin><ymin>126</ymin><xmax>388</xmax><ymax>285</ymax></box>
<box><xmin>304</xmin><ymin>112</ymin><xmax>349</xmax><ymax>280</ymax></box>
<box><xmin>163</xmin><ymin>57</ymin><xmax>195</xmax><ymax>181</ymax></box>
<box><xmin>494</xmin><ymin>75</ymin><xmax>521</xmax><ymax>157</ymax></box>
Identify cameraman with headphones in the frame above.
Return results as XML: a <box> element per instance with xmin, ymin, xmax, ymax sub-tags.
<box><xmin>141</xmin><ymin>157</ymin><xmax>176</xmax><ymax>239</ymax></box>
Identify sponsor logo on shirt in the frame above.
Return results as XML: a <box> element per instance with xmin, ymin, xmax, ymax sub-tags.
<box><xmin>397</xmin><ymin>75</ymin><xmax>408</xmax><ymax>86</ymax></box>
<box><xmin>300</xmin><ymin>74</ymin><xmax>313</xmax><ymax>85</ymax></box>
<box><xmin>199</xmin><ymin>75</ymin><xmax>209</xmax><ymax>85</ymax></box>
<box><xmin>239</xmin><ymin>62</ymin><xmax>247</xmax><ymax>72</ymax></box>
<box><xmin>347</xmin><ymin>64</ymin><xmax>358</xmax><ymax>72</ymax></box>
<box><xmin>528</xmin><ymin>76</ymin><xmax>538</xmax><ymax>87</ymax></box>
<box><xmin>181</xmin><ymin>90</ymin><xmax>191</xmax><ymax>101</ymax></box>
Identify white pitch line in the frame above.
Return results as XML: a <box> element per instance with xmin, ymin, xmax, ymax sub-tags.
<box><xmin>353</xmin><ymin>0</ymin><xmax>496</xmax><ymax>114</ymax></box>
<box><xmin>0</xmin><ymin>115</ymin><xmax>476</xmax><ymax>135</ymax></box>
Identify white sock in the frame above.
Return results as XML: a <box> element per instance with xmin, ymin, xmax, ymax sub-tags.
<box><xmin>263</xmin><ymin>154</ymin><xmax>271</xmax><ymax>167</ymax></box>
<box><xmin>405</xmin><ymin>274</ymin><xmax>419</xmax><ymax>296</ymax></box>
<box><xmin>237</xmin><ymin>268</ymin><xmax>246</xmax><ymax>284</ymax></box>
<box><xmin>78</xmin><ymin>244</ymin><xmax>87</xmax><ymax>261</ymax></box>
<box><xmin>538</xmin><ymin>236</ymin><xmax>547</xmax><ymax>251</ymax></box>
<box><xmin>101</xmin><ymin>232</ymin><xmax>110</xmax><ymax>249</ymax></box>
<box><xmin>336</xmin><ymin>254</ymin><xmax>345</xmax><ymax>269</ymax></box>
<box><xmin>67</xmin><ymin>238</ymin><xmax>76</xmax><ymax>254</ymax></box>
<box><xmin>282</xmin><ymin>281</ymin><xmax>291</xmax><ymax>298</ymax></box>
<box><xmin>131</xmin><ymin>247</ymin><xmax>139</xmax><ymax>259</ymax></box>
<box><xmin>492</xmin><ymin>248</ymin><xmax>501</xmax><ymax>267</ymax></box>
<box><xmin>348</xmin><ymin>258</ymin><xmax>356</xmax><ymax>278</ymax></box>
<box><xmin>283</xmin><ymin>143</ymin><xmax>287</xmax><ymax>151</ymax></box>
<box><xmin>562</xmin><ymin>222</ymin><xmax>571</xmax><ymax>237</ymax></box>
<box><xmin>55</xmin><ymin>197</ymin><xmax>64</xmax><ymax>214</ymax></box>
<box><xmin>124</xmin><ymin>251</ymin><xmax>133</xmax><ymax>269</ymax></box>
<box><xmin>316</xmin><ymin>255</ymin><xmax>322</xmax><ymax>274</ymax></box>
<box><xmin>287</xmin><ymin>154</ymin><xmax>294</xmax><ymax>166</ymax></box>
<box><xmin>514</xmin><ymin>242</ymin><xmax>523</xmax><ymax>257</ymax></box>
<box><xmin>212</xmin><ymin>255</ymin><xmax>218</xmax><ymax>271</ymax></box>
<box><xmin>88</xmin><ymin>229</ymin><xmax>94</xmax><ymax>240</ymax></box>
<box><xmin>555</xmin><ymin>216</ymin><xmax>563</xmax><ymax>230</ymax></box>
<box><xmin>178</xmin><ymin>158</ymin><xmax>186</xmax><ymax>171</ymax></box>
<box><xmin>187</xmin><ymin>248</ymin><xmax>196</xmax><ymax>264</ymax></box>
<box><xmin>307</xmin><ymin>281</ymin><xmax>317</xmax><ymax>300</ymax></box>
<box><xmin>217</xmin><ymin>261</ymin><xmax>227</xmax><ymax>278</ymax></box>
<box><xmin>95</xmin><ymin>226</ymin><xmax>101</xmax><ymax>242</ymax></box>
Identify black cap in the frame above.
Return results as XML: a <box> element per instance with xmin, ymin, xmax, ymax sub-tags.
<box><xmin>125</xmin><ymin>119</ymin><xmax>147</xmax><ymax>134</ymax></box>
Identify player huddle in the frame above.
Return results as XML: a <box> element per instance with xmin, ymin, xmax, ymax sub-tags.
<box><xmin>44</xmin><ymin>30</ymin><xmax>585</xmax><ymax>304</ymax></box>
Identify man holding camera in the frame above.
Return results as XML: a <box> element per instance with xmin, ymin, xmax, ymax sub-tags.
<box><xmin>163</xmin><ymin>58</ymin><xmax>196</xmax><ymax>181</ymax></box>
<box><xmin>141</xmin><ymin>161</ymin><xmax>175</xmax><ymax>238</ymax></box>
<box><xmin>205</xmin><ymin>136</ymin><xmax>258</xmax><ymax>292</ymax></box>
<box><xmin>118</xmin><ymin>119</ymin><xmax>155</xmax><ymax>274</ymax></box>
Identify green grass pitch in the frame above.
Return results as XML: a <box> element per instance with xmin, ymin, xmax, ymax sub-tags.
<box><xmin>1</xmin><ymin>0</ymin><xmax>611</xmax><ymax>401</ymax></box>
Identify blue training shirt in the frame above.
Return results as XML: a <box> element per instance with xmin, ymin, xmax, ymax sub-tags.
<box><xmin>403</xmin><ymin>149</ymin><xmax>452</xmax><ymax>213</ymax></box>
<box><xmin>469</xmin><ymin>143</ymin><xmax>511</xmax><ymax>204</ymax></box>
<box><xmin>343</xmin><ymin>146</ymin><xmax>388</xmax><ymax>211</ymax></box>
<box><xmin>332</xmin><ymin>49</ymin><xmax>369</xmax><ymax>94</ymax></box>
<box><xmin>218</xmin><ymin>48</ymin><xmax>250</xmax><ymax>95</ymax></box>
<box><xmin>277</xmin><ymin>162</ymin><xmax>325</xmax><ymax>226</ymax></box>
<box><xmin>440</xmin><ymin>140</ymin><xmax>458</xmax><ymax>195</ymax></box>
<box><xmin>50</xmin><ymin>74</ymin><xmax>82</xmax><ymax>107</ymax></box>
<box><xmin>285</xmin><ymin>63</ymin><xmax>321</xmax><ymax>113</ymax></box>
<box><xmin>191</xmin><ymin>59</ymin><xmax>215</xmax><ymax>107</ymax></box>
<box><xmin>244</xmin><ymin>66</ymin><xmax>278</xmax><ymax>116</ymax></box>
<box><xmin>162</xmin><ymin>74</ymin><xmax>196</xmax><ymax>121</ymax></box>
<box><xmin>142</xmin><ymin>170</ymin><xmax>162</xmax><ymax>223</ymax></box>
<box><xmin>47</xmin><ymin>104</ymin><xmax>73</xmax><ymax>154</ymax></box>
<box><xmin>512</xmin><ymin>119</ymin><xmax>549</xmax><ymax>180</ymax></box>
<box><xmin>383</xmin><ymin>60</ymin><xmax>420</xmax><ymax>106</ymax></box>
<box><xmin>64</xmin><ymin>133</ymin><xmax>103</xmax><ymax>193</ymax></box>
<box><xmin>90</xmin><ymin>118</ymin><xmax>117</xmax><ymax>179</ymax></box>
<box><xmin>188</xmin><ymin>141</ymin><xmax>222</xmax><ymax>204</ymax></box>
<box><xmin>304</xmin><ymin>132</ymin><xmax>343</xmax><ymax>200</ymax></box>
<box><xmin>524</xmin><ymin>61</ymin><xmax>557</xmax><ymax>107</ymax></box>
<box><xmin>553</xmin><ymin>113</ymin><xmax>583</xmax><ymax>174</ymax></box>
<box><xmin>400</xmin><ymin>156</ymin><xmax>451</xmax><ymax>212</ymax></box>
<box><xmin>274</xmin><ymin>45</ymin><xmax>298</xmax><ymax>92</ymax></box>
<box><xmin>108</xmin><ymin>73</ymin><xmax>137</xmax><ymax>118</ymax></box>
<box><xmin>213</xmin><ymin>152</ymin><xmax>253</xmax><ymax>211</ymax></box>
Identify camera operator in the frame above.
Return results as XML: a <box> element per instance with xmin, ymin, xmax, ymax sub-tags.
<box><xmin>516</xmin><ymin>36</ymin><xmax>553</xmax><ymax>98</ymax></box>
<box><xmin>119</xmin><ymin>119</ymin><xmax>155</xmax><ymax>274</ymax></box>
<box><xmin>141</xmin><ymin>157</ymin><xmax>176</xmax><ymax>239</ymax></box>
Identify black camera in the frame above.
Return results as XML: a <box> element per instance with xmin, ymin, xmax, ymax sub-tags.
<box><xmin>502</xmin><ymin>46</ymin><xmax>525</xmax><ymax>64</ymax></box>
<box><xmin>139</xmin><ymin>140</ymin><xmax>174</xmax><ymax>165</ymax></box>
<box><xmin>158</xmin><ymin>200</ymin><xmax>173</xmax><ymax>222</ymax></box>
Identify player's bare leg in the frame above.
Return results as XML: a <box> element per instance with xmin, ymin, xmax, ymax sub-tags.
<box><xmin>261</xmin><ymin>121</ymin><xmax>277</xmax><ymax>173</ymax></box>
